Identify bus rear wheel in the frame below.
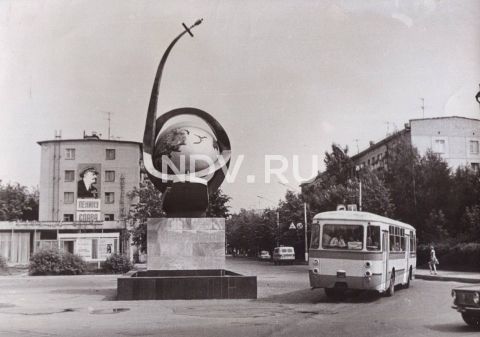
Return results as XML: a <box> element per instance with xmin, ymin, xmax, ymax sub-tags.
<box><xmin>385</xmin><ymin>273</ymin><xmax>395</xmax><ymax>297</ymax></box>
<box><xmin>405</xmin><ymin>268</ymin><xmax>412</xmax><ymax>289</ymax></box>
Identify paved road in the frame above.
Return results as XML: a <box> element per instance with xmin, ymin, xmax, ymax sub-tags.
<box><xmin>0</xmin><ymin>258</ymin><xmax>478</xmax><ymax>337</ymax></box>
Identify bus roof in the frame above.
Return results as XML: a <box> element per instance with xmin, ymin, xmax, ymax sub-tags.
<box><xmin>312</xmin><ymin>211</ymin><xmax>415</xmax><ymax>231</ymax></box>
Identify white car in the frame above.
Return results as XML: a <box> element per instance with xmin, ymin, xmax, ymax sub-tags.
<box><xmin>258</xmin><ymin>251</ymin><xmax>271</xmax><ymax>260</ymax></box>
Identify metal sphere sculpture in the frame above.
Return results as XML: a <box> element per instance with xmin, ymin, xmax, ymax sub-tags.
<box><xmin>142</xmin><ymin>20</ymin><xmax>231</xmax><ymax>217</ymax></box>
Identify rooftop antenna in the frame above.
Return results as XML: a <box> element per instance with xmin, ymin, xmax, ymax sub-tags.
<box><xmin>420</xmin><ymin>97</ymin><xmax>425</xmax><ymax>118</ymax></box>
<box><xmin>99</xmin><ymin>110</ymin><xmax>114</xmax><ymax>140</ymax></box>
<box><xmin>384</xmin><ymin>121</ymin><xmax>390</xmax><ymax>136</ymax></box>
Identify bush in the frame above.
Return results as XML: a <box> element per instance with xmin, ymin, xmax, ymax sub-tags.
<box><xmin>102</xmin><ymin>253</ymin><xmax>132</xmax><ymax>274</ymax></box>
<box><xmin>29</xmin><ymin>249</ymin><xmax>87</xmax><ymax>275</ymax></box>
<box><xmin>0</xmin><ymin>255</ymin><xmax>7</xmax><ymax>270</ymax></box>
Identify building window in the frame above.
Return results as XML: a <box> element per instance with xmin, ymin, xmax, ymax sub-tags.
<box><xmin>433</xmin><ymin>139</ymin><xmax>446</xmax><ymax>154</ymax></box>
<box><xmin>104</xmin><ymin>214</ymin><xmax>115</xmax><ymax>221</ymax></box>
<box><xmin>63</xmin><ymin>214</ymin><xmax>74</xmax><ymax>222</ymax></box>
<box><xmin>470</xmin><ymin>140</ymin><xmax>479</xmax><ymax>154</ymax></box>
<box><xmin>105</xmin><ymin>192</ymin><xmax>115</xmax><ymax>204</ymax></box>
<box><xmin>105</xmin><ymin>170</ymin><xmax>115</xmax><ymax>182</ymax></box>
<box><xmin>65</xmin><ymin>170</ymin><xmax>75</xmax><ymax>182</ymax></box>
<box><xmin>64</xmin><ymin>192</ymin><xmax>74</xmax><ymax>204</ymax></box>
<box><xmin>106</xmin><ymin>149</ymin><xmax>116</xmax><ymax>160</ymax></box>
<box><xmin>65</xmin><ymin>148</ymin><xmax>75</xmax><ymax>160</ymax></box>
<box><xmin>472</xmin><ymin>163</ymin><xmax>480</xmax><ymax>171</ymax></box>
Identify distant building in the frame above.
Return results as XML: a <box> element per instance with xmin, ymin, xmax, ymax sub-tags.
<box><xmin>351</xmin><ymin>116</ymin><xmax>480</xmax><ymax>171</ymax></box>
<box><xmin>0</xmin><ymin>132</ymin><xmax>142</xmax><ymax>265</ymax></box>
<box><xmin>301</xmin><ymin>116</ymin><xmax>480</xmax><ymax>196</ymax></box>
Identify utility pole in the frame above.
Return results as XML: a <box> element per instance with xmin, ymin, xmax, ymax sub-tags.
<box><xmin>420</xmin><ymin>98</ymin><xmax>425</xmax><ymax>118</ymax></box>
<box><xmin>276</xmin><ymin>211</ymin><xmax>280</xmax><ymax>246</ymax></box>
<box><xmin>304</xmin><ymin>201</ymin><xmax>308</xmax><ymax>262</ymax></box>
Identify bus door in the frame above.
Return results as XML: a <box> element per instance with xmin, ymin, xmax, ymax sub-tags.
<box><xmin>405</xmin><ymin>234</ymin><xmax>410</xmax><ymax>281</ymax></box>
<box><xmin>382</xmin><ymin>231</ymin><xmax>389</xmax><ymax>289</ymax></box>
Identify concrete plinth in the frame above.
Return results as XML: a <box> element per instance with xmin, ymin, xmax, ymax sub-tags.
<box><xmin>147</xmin><ymin>218</ymin><xmax>225</xmax><ymax>270</ymax></box>
<box><xmin>117</xmin><ymin>217</ymin><xmax>257</xmax><ymax>300</ymax></box>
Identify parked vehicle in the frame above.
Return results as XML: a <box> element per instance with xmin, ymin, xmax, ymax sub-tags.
<box><xmin>258</xmin><ymin>251</ymin><xmax>271</xmax><ymax>260</ymax></box>
<box><xmin>273</xmin><ymin>246</ymin><xmax>295</xmax><ymax>265</ymax></box>
<box><xmin>309</xmin><ymin>211</ymin><xmax>416</xmax><ymax>298</ymax></box>
<box><xmin>451</xmin><ymin>285</ymin><xmax>480</xmax><ymax>328</ymax></box>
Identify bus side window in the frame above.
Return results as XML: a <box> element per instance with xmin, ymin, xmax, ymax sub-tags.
<box><xmin>311</xmin><ymin>223</ymin><xmax>320</xmax><ymax>249</ymax></box>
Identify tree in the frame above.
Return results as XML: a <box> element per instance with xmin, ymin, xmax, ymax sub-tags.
<box><xmin>127</xmin><ymin>180</ymin><xmax>165</xmax><ymax>252</ymax></box>
<box><xmin>302</xmin><ymin>144</ymin><xmax>393</xmax><ymax>216</ymax></box>
<box><xmin>0</xmin><ymin>181</ymin><xmax>39</xmax><ymax>221</ymax></box>
<box><xmin>384</xmin><ymin>137</ymin><xmax>420</xmax><ymax>225</ymax></box>
<box><xmin>206</xmin><ymin>189</ymin><xmax>231</xmax><ymax>218</ymax></box>
<box><xmin>128</xmin><ymin>180</ymin><xmax>231</xmax><ymax>252</ymax></box>
<box><xmin>449</xmin><ymin>166</ymin><xmax>480</xmax><ymax>237</ymax></box>
<box><xmin>413</xmin><ymin>150</ymin><xmax>451</xmax><ymax>240</ymax></box>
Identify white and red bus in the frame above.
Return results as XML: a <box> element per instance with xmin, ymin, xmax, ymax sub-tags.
<box><xmin>309</xmin><ymin>211</ymin><xmax>416</xmax><ymax>297</ymax></box>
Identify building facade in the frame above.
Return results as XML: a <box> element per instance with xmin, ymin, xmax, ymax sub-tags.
<box><xmin>0</xmin><ymin>134</ymin><xmax>142</xmax><ymax>265</ymax></box>
<box><xmin>351</xmin><ymin>116</ymin><xmax>480</xmax><ymax>171</ymax></box>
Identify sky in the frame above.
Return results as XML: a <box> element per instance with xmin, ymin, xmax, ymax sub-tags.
<box><xmin>1</xmin><ymin>0</ymin><xmax>479</xmax><ymax>211</ymax></box>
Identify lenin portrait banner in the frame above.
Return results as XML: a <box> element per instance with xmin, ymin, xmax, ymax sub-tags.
<box><xmin>77</xmin><ymin>164</ymin><xmax>101</xmax><ymax>199</ymax></box>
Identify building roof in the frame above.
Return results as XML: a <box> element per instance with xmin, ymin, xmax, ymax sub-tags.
<box><xmin>409</xmin><ymin>115</ymin><xmax>480</xmax><ymax>123</ymax></box>
<box><xmin>350</xmin><ymin>128</ymin><xmax>409</xmax><ymax>162</ymax></box>
<box><xmin>313</xmin><ymin>210</ymin><xmax>415</xmax><ymax>230</ymax></box>
<box><xmin>37</xmin><ymin>138</ymin><xmax>142</xmax><ymax>147</ymax></box>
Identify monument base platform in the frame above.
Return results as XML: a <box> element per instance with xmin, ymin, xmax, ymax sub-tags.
<box><xmin>117</xmin><ymin>269</ymin><xmax>257</xmax><ymax>300</ymax></box>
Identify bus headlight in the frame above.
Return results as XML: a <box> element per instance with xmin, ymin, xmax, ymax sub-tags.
<box><xmin>365</xmin><ymin>261</ymin><xmax>371</xmax><ymax>268</ymax></box>
<box><xmin>365</xmin><ymin>271</ymin><xmax>372</xmax><ymax>277</ymax></box>
<box><xmin>312</xmin><ymin>259</ymin><xmax>319</xmax><ymax>266</ymax></box>
<box><xmin>474</xmin><ymin>292</ymin><xmax>479</xmax><ymax>305</ymax></box>
<box><xmin>313</xmin><ymin>268</ymin><xmax>319</xmax><ymax>274</ymax></box>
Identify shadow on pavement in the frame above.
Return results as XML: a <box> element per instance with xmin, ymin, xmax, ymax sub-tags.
<box><xmin>258</xmin><ymin>288</ymin><xmax>381</xmax><ymax>304</ymax></box>
<box><xmin>51</xmin><ymin>288</ymin><xmax>117</xmax><ymax>301</ymax></box>
<box><xmin>425</xmin><ymin>323</ymin><xmax>480</xmax><ymax>333</ymax></box>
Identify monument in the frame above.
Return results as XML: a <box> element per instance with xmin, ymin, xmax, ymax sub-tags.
<box><xmin>117</xmin><ymin>20</ymin><xmax>257</xmax><ymax>300</ymax></box>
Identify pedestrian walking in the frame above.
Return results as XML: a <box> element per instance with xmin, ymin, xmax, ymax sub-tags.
<box><xmin>429</xmin><ymin>245</ymin><xmax>438</xmax><ymax>275</ymax></box>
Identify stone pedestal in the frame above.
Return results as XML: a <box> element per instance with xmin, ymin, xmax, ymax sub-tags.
<box><xmin>117</xmin><ymin>217</ymin><xmax>257</xmax><ymax>300</ymax></box>
<box><xmin>147</xmin><ymin>218</ymin><xmax>225</xmax><ymax>270</ymax></box>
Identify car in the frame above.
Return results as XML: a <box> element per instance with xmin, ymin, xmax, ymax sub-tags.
<box><xmin>272</xmin><ymin>246</ymin><xmax>295</xmax><ymax>265</ymax></box>
<box><xmin>451</xmin><ymin>284</ymin><xmax>480</xmax><ymax>328</ymax></box>
<box><xmin>258</xmin><ymin>251</ymin><xmax>271</xmax><ymax>260</ymax></box>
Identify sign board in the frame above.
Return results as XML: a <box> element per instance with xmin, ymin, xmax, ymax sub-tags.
<box><xmin>75</xmin><ymin>239</ymin><xmax>92</xmax><ymax>259</ymax></box>
<box><xmin>98</xmin><ymin>238</ymin><xmax>115</xmax><ymax>260</ymax></box>
<box><xmin>289</xmin><ymin>222</ymin><xmax>296</xmax><ymax>230</ymax></box>
<box><xmin>77</xmin><ymin>198</ymin><xmax>101</xmax><ymax>211</ymax></box>
<box><xmin>296</xmin><ymin>223</ymin><xmax>303</xmax><ymax>229</ymax></box>
<box><xmin>76</xmin><ymin>211</ymin><xmax>101</xmax><ymax>222</ymax></box>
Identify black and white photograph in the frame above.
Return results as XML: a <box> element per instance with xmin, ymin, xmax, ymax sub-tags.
<box><xmin>1</xmin><ymin>0</ymin><xmax>480</xmax><ymax>336</ymax></box>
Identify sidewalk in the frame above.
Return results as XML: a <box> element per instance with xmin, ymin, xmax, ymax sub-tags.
<box><xmin>416</xmin><ymin>268</ymin><xmax>480</xmax><ymax>284</ymax></box>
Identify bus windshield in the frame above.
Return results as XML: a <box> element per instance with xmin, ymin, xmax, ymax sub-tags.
<box><xmin>322</xmin><ymin>224</ymin><xmax>364</xmax><ymax>250</ymax></box>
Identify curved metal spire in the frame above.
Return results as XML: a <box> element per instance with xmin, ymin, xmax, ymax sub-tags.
<box><xmin>143</xmin><ymin>19</ymin><xmax>203</xmax><ymax>155</ymax></box>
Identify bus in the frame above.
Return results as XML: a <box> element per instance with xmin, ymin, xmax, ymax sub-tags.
<box><xmin>309</xmin><ymin>210</ymin><xmax>416</xmax><ymax>297</ymax></box>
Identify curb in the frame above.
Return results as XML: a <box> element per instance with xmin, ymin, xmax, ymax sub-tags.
<box><xmin>415</xmin><ymin>274</ymin><xmax>480</xmax><ymax>284</ymax></box>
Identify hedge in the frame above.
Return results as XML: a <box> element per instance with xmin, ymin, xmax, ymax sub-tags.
<box><xmin>29</xmin><ymin>249</ymin><xmax>87</xmax><ymax>275</ymax></box>
<box><xmin>417</xmin><ymin>243</ymin><xmax>480</xmax><ymax>271</ymax></box>
<box><xmin>102</xmin><ymin>253</ymin><xmax>132</xmax><ymax>274</ymax></box>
